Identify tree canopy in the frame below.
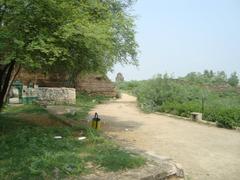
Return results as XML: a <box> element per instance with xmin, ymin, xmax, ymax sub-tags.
<box><xmin>184</xmin><ymin>70</ymin><xmax>236</xmax><ymax>86</ymax></box>
<box><xmin>228</xmin><ymin>72</ymin><xmax>239</xmax><ymax>87</ymax></box>
<box><xmin>0</xmin><ymin>0</ymin><xmax>138</xmax><ymax>75</ymax></box>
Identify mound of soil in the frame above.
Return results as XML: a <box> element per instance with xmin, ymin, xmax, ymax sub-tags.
<box><xmin>18</xmin><ymin>113</ymin><xmax>65</xmax><ymax>127</ymax></box>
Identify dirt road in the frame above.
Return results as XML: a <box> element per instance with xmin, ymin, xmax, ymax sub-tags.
<box><xmin>90</xmin><ymin>93</ymin><xmax>240</xmax><ymax>180</ymax></box>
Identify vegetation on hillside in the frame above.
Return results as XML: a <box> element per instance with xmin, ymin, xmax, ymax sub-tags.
<box><xmin>117</xmin><ymin>71</ymin><xmax>240</xmax><ymax>129</ymax></box>
<box><xmin>182</xmin><ymin>70</ymin><xmax>239</xmax><ymax>87</ymax></box>
<box><xmin>0</xmin><ymin>93</ymin><xmax>145</xmax><ymax>179</ymax></box>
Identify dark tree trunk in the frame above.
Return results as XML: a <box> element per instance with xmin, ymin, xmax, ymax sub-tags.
<box><xmin>3</xmin><ymin>64</ymin><xmax>21</xmax><ymax>103</ymax></box>
<box><xmin>0</xmin><ymin>61</ymin><xmax>16</xmax><ymax>111</ymax></box>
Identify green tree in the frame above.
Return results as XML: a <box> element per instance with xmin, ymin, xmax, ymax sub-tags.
<box><xmin>203</xmin><ymin>70</ymin><xmax>214</xmax><ymax>79</ymax></box>
<box><xmin>213</xmin><ymin>71</ymin><xmax>227</xmax><ymax>84</ymax></box>
<box><xmin>228</xmin><ymin>72</ymin><xmax>239</xmax><ymax>87</ymax></box>
<box><xmin>0</xmin><ymin>0</ymin><xmax>138</xmax><ymax>110</ymax></box>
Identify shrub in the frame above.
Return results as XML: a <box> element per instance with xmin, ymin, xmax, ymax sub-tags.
<box><xmin>204</xmin><ymin>108</ymin><xmax>240</xmax><ymax>128</ymax></box>
<box><xmin>130</xmin><ymin>76</ymin><xmax>240</xmax><ymax>129</ymax></box>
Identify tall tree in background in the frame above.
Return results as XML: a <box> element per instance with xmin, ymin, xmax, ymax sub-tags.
<box><xmin>213</xmin><ymin>71</ymin><xmax>227</xmax><ymax>84</ymax></box>
<box><xmin>228</xmin><ymin>72</ymin><xmax>239</xmax><ymax>87</ymax></box>
<box><xmin>0</xmin><ymin>0</ymin><xmax>138</xmax><ymax>110</ymax></box>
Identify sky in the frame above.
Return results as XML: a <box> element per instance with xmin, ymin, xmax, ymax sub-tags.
<box><xmin>108</xmin><ymin>0</ymin><xmax>240</xmax><ymax>81</ymax></box>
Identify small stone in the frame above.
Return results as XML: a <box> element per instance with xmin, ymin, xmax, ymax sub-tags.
<box><xmin>54</xmin><ymin>136</ymin><xmax>62</xmax><ymax>139</ymax></box>
<box><xmin>9</xmin><ymin>98</ymin><xmax>20</xmax><ymax>104</ymax></box>
<box><xmin>78</xmin><ymin>137</ymin><xmax>87</xmax><ymax>140</ymax></box>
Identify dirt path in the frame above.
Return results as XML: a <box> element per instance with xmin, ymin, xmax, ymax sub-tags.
<box><xmin>90</xmin><ymin>94</ymin><xmax>240</xmax><ymax>180</ymax></box>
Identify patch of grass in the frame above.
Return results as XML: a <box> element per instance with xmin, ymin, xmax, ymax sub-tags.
<box><xmin>3</xmin><ymin>104</ymin><xmax>47</xmax><ymax>116</ymax></box>
<box><xmin>62</xmin><ymin>92</ymin><xmax>110</xmax><ymax>121</ymax></box>
<box><xmin>0</xmin><ymin>93</ymin><xmax>145</xmax><ymax>179</ymax></box>
<box><xmin>88</xmin><ymin>143</ymin><xmax>145</xmax><ymax>171</ymax></box>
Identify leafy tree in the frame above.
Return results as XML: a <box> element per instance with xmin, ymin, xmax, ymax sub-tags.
<box><xmin>0</xmin><ymin>0</ymin><xmax>138</xmax><ymax>110</ymax></box>
<box><xmin>228</xmin><ymin>72</ymin><xmax>239</xmax><ymax>87</ymax></box>
<box><xmin>184</xmin><ymin>72</ymin><xmax>203</xmax><ymax>83</ymax></box>
<box><xmin>203</xmin><ymin>70</ymin><xmax>214</xmax><ymax>79</ymax></box>
<box><xmin>184</xmin><ymin>70</ymin><xmax>229</xmax><ymax>85</ymax></box>
<box><xmin>213</xmin><ymin>71</ymin><xmax>227</xmax><ymax>84</ymax></box>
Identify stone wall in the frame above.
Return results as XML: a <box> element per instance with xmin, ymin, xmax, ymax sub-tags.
<box><xmin>37</xmin><ymin>88</ymin><xmax>76</xmax><ymax>105</ymax></box>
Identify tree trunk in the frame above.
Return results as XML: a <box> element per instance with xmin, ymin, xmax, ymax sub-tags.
<box><xmin>3</xmin><ymin>64</ymin><xmax>21</xmax><ymax>103</ymax></box>
<box><xmin>0</xmin><ymin>61</ymin><xmax>16</xmax><ymax>111</ymax></box>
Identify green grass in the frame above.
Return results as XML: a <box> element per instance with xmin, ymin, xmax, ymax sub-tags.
<box><xmin>3</xmin><ymin>104</ymin><xmax>48</xmax><ymax>114</ymax></box>
<box><xmin>62</xmin><ymin>92</ymin><xmax>111</xmax><ymax>121</ymax></box>
<box><xmin>88</xmin><ymin>144</ymin><xmax>145</xmax><ymax>172</ymax></box>
<box><xmin>0</xmin><ymin>93</ymin><xmax>145</xmax><ymax>179</ymax></box>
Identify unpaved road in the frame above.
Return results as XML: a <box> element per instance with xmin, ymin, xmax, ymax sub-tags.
<box><xmin>91</xmin><ymin>94</ymin><xmax>240</xmax><ymax>180</ymax></box>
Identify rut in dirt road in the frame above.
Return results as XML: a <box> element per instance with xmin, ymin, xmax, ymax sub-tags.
<box><xmin>91</xmin><ymin>93</ymin><xmax>240</xmax><ymax>180</ymax></box>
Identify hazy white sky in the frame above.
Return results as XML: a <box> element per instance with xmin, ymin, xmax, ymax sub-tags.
<box><xmin>108</xmin><ymin>0</ymin><xmax>240</xmax><ymax>81</ymax></box>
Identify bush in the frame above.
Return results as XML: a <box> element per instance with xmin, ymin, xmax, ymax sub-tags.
<box><xmin>116</xmin><ymin>81</ymin><xmax>142</xmax><ymax>93</ymax></box>
<box><xmin>204</xmin><ymin>108</ymin><xmax>240</xmax><ymax>128</ymax></box>
<box><xmin>130</xmin><ymin>76</ymin><xmax>240</xmax><ymax>129</ymax></box>
<box><xmin>116</xmin><ymin>91</ymin><xmax>122</xmax><ymax>99</ymax></box>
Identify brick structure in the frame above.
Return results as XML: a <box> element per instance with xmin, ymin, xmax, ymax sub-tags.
<box><xmin>76</xmin><ymin>74</ymin><xmax>117</xmax><ymax>97</ymax></box>
<box><xmin>15</xmin><ymin>70</ymin><xmax>117</xmax><ymax>97</ymax></box>
<box><xmin>16</xmin><ymin>70</ymin><xmax>69</xmax><ymax>87</ymax></box>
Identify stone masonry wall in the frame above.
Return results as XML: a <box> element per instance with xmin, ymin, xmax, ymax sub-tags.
<box><xmin>37</xmin><ymin>88</ymin><xmax>76</xmax><ymax>105</ymax></box>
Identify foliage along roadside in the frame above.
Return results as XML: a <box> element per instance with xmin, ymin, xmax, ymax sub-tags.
<box><xmin>117</xmin><ymin>72</ymin><xmax>240</xmax><ymax>129</ymax></box>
